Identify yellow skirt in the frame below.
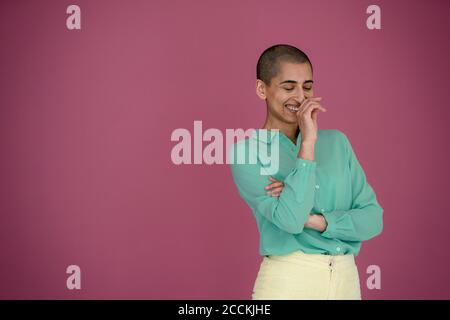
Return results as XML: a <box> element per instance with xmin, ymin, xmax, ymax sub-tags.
<box><xmin>252</xmin><ymin>250</ymin><xmax>361</xmax><ymax>300</ymax></box>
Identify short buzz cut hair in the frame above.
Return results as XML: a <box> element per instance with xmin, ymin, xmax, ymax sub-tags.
<box><xmin>256</xmin><ymin>44</ymin><xmax>313</xmax><ymax>86</ymax></box>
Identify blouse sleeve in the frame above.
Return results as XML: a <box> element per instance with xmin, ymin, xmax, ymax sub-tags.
<box><xmin>229</xmin><ymin>140</ymin><xmax>317</xmax><ymax>234</ymax></box>
<box><xmin>321</xmin><ymin>132</ymin><xmax>383</xmax><ymax>242</ymax></box>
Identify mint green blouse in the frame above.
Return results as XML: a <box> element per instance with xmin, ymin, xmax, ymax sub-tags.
<box><xmin>228</xmin><ymin>129</ymin><xmax>383</xmax><ymax>256</ymax></box>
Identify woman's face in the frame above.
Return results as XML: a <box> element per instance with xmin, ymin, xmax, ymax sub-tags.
<box><xmin>257</xmin><ymin>61</ymin><xmax>314</xmax><ymax>125</ymax></box>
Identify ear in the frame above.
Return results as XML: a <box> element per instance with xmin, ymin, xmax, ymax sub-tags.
<box><xmin>256</xmin><ymin>79</ymin><xmax>267</xmax><ymax>100</ymax></box>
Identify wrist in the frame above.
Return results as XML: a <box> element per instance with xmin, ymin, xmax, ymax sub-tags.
<box><xmin>311</xmin><ymin>214</ymin><xmax>327</xmax><ymax>232</ymax></box>
<box><xmin>301</xmin><ymin>140</ymin><xmax>316</xmax><ymax>146</ymax></box>
<box><xmin>298</xmin><ymin>141</ymin><xmax>315</xmax><ymax>161</ymax></box>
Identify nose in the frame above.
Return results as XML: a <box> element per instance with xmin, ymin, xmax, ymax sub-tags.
<box><xmin>292</xmin><ymin>87</ymin><xmax>306</xmax><ymax>103</ymax></box>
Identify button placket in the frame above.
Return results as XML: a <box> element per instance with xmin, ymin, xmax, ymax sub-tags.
<box><xmin>314</xmin><ymin>176</ymin><xmax>320</xmax><ymax>209</ymax></box>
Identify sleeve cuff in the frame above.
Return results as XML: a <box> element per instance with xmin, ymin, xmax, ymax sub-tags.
<box><xmin>321</xmin><ymin>210</ymin><xmax>338</xmax><ymax>239</ymax></box>
<box><xmin>295</xmin><ymin>157</ymin><xmax>317</xmax><ymax>170</ymax></box>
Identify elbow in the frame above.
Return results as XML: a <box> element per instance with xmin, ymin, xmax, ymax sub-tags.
<box><xmin>282</xmin><ymin>223</ymin><xmax>306</xmax><ymax>235</ymax></box>
<box><xmin>273</xmin><ymin>202</ymin><xmax>312</xmax><ymax>235</ymax></box>
<box><xmin>375</xmin><ymin>207</ymin><xmax>384</xmax><ymax>236</ymax></box>
<box><xmin>366</xmin><ymin>207</ymin><xmax>384</xmax><ymax>240</ymax></box>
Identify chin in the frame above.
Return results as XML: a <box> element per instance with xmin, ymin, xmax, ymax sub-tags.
<box><xmin>279</xmin><ymin>109</ymin><xmax>297</xmax><ymax>124</ymax></box>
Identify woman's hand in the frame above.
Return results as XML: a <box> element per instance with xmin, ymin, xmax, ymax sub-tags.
<box><xmin>296</xmin><ymin>97</ymin><xmax>327</xmax><ymax>143</ymax></box>
<box><xmin>265</xmin><ymin>177</ymin><xmax>284</xmax><ymax>197</ymax></box>
<box><xmin>304</xmin><ymin>214</ymin><xmax>328</xmax><ymax>232</ymax></box>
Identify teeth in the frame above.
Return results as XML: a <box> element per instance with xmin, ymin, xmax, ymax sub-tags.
<box><xmin>285</xmin><ymin>105</ymin><xmax>299</xmax><ymax>112</ymax></box>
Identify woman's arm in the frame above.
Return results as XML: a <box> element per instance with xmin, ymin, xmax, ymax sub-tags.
<box><xmin>266</xmin><ymin>132</ymin><xmax>383</xmax><ymax>239</ymax></box>
<box><xmin>320</xmin><ymin>132</ymin><xmax>383</xmax><ymax>241</ymax></box>
<box><xmin>229</xmin><ymin>139</ymin><xmax>318</xmax><ymax>235</ymax></box>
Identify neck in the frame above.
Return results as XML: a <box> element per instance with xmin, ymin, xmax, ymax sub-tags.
<box><xmin>262</xmin><ymin>117</ymin><xmax>299</xmax><ymax>145</ymax></box>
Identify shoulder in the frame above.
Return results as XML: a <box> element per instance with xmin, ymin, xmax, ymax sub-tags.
<box><xmin>319</xmin><ymin>129</ymin><xmax>351</xmax><ymax>158</ymax></box>
<box><xmin>319</xmin><ymin>129</ymin><xmax>349</xmax><ymax>145</ymax></box>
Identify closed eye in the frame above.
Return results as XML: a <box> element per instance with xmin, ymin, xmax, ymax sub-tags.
<box><xmin>284</xmin><ymin>87</ymin><xmax>312</xmax><ymax>92</ymax></box>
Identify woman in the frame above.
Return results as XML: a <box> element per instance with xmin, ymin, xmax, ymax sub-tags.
<box><xmin>229</xmin><ymin>44</ymin><xmax>383</xmax><ymax>300</ymax></box>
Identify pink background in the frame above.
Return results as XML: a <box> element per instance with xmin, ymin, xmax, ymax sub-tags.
<box><xmin>1</xmin><ymin>0</ymin><xmax>449</xmax><ymax>299</ymax></box>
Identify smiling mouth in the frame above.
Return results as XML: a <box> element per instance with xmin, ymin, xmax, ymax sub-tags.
<box><xmin>284</xmin><ymin>104</ymin><xmax>300</xmax><ymax>112</ymax></box>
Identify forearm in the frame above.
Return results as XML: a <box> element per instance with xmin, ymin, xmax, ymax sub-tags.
<box><xmin>298</xmin><ymin>141</ymin><xmax>315</xmax><ymax>161</ymax></box>
<box><xmin>321</xmin><ymin>206</ymin><xmax>383</xmax><ymax>241</ymax></box>
<box><xmin>318</xmin><ymin>131</ymin><xmax>384</xmax><ymax>241</ymax></box>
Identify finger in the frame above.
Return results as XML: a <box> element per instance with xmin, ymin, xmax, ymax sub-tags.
<box><xmin>313</xmin><ymin>103</ymin><xmax>327</xmax><ymax>113</ymax></box>
<box><xmin>301</xmin><ymin>97</ymin><xmax>322</xmax><ymax>104</ymax></box>
<box><xmin>300</xmin><ymin>97</ymin><xmax>322</xmax><ymax>108</ymax></box>
<box><xmin>266</xmin><ymin>186</ymin><xmax>283</xmax><ymax>195</ymax></box>
<box><xmin>302</xmin><ymin>100</ymin><xmax>325</xmax><ymax>113</ymax></box>
<box><xmin>297</xmin><ymin>100</ymin><xmax>313</xmax><ymax>117</ymax></box>
<box><xmin>298</xmin><ymin>98</ymin><xmax>319</xmax><ymax>116</ymax></box>
<box><xmin>272</xmin><ymin>193</ymin><xmax>280</xmax><ymax>197</ymax></box>
<box><xmin>311</xmin><ymin>108</ymin><xmax>318</xmax><ymax>123</ymax></box>
<box><xmin>307</xmin><ymin>99</ymin><xmax>326</xmax><ymax>110</ymax></box>
<box><xmin>299</xmin><ymin>98</ymin><xmax>314</xmax><ymax>110</ymax></box>
<box><xmin>265</xmin><ymin>181</ymin><xmax>284</xmax><ymax>190</ymax></box>
<box><xmin>270</xmin><ymin>186</ymin><xmax>284</xmax><ymax>193</ymax></box>
<box><xmin>303</xmin><ymin>103</ymin><xmax>327</xmax><ymax>117</ymax></box>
